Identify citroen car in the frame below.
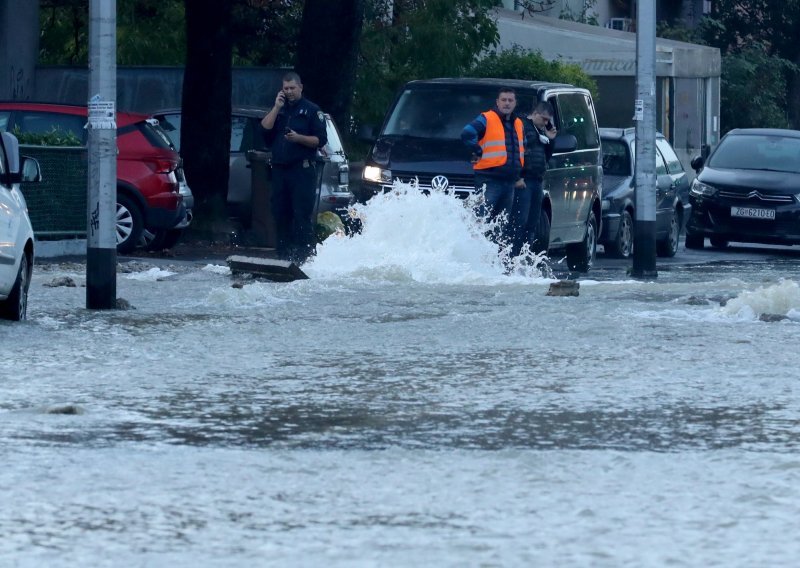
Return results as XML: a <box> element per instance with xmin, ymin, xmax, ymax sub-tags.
<box><xmin>685</xmin><ymin>128</ymin><xmax>800</xmax><ymax>249</ymax></box>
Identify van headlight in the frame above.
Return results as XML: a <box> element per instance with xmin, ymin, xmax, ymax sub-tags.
<box><xmin>601</xmin><ymin>199</ymin><xmax>610</xmax><ymax>212</ymax></box>
<box><xmin>363</xmin><ymin>165</ymin><xmax>391</xmax><ymax>184</ymax></box>
<box><xmin>690</xmin><ymin>179</ymin><xmax>717</xmax><ymax>197</ymax></box>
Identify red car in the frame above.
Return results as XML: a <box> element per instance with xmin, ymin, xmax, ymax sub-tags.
<box><xmin>0</xmin><ymin>102</ymin><xmax>189</xmax><ymax>253</ymax></box>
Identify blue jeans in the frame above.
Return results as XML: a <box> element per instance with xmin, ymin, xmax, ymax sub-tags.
<box><xmin>511</xmin><ymin>177</ymin><xmax>543</xmax><ymax>256</ymax></box>
<box><xmin>475</xmin><ymin>174</ymin><xmax>515</xmax><ymax>245</ymax></box>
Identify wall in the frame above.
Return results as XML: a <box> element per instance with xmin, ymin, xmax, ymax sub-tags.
<box><xmin>34</xmin><ymin>66</ymin><xmax>289</xmax><ymax>113</ymax></box>
<box><xmin>0</xmin><ymin>0</ymin><xmax>39</xmax><ymax>100</ymax></box>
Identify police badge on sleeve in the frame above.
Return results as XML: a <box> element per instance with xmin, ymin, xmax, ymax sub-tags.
<box><xmin>317</xmin><ymin>110</ymin><xmax>324</xmax><ymax>123</ymax></box>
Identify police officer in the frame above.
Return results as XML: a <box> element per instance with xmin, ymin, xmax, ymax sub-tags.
<box><xmin>261</xmin><ymin>71</ymin><xmax>327</xmax><ymax>263</ymax></box>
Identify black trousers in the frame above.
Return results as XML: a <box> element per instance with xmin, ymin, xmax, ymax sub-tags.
<box><xmin>271</xmin><ymin>161</ymin><xmax>317</xmax><ymax>263</ymax></box>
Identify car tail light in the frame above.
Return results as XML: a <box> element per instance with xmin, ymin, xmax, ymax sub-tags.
<box><xmin>147</xmin><ymin>158</ymin><xmax>178</xmax><ymax>174</ymax></box>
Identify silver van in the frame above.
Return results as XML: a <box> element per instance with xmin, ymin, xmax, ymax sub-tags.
<box><xmin>360</xmin><ymin>78</ymin><xmax>603</xmax><ymax>271</ymax></box>
<box><xmin>153</xmin><ymin>106</ymin><xmax>352</xmax><ymax>227</ymax></box>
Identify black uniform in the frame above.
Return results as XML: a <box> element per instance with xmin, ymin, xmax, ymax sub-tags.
<box><xmin>262</xmin><ymin>97</ymin><xmax>327</xmax><ymax>263</ymax></box>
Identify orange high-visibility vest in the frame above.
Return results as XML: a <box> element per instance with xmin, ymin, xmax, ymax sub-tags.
<box><xmin>475</xmin><ymin>111</ymin><xmax>524</xmax><ymax>170</ymax></box>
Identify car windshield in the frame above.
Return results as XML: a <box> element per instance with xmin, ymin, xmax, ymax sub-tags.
<box><xmin>709</xmin><ymin>133</ymin><xmax>800</xmax><ymax>174</ymax></box>
<box><xmin>383</xmin><ymin>87</ymin><xmax>525</xmax><ymax>140</ymax></box>
<box><xmin>601</xmin><ymin>139</ymin><xmax>630</xmax><ymax>175</ymax></box>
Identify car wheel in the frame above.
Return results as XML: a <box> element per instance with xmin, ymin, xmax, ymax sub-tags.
<box><xmin>710</xmin><ymin>236</ymin><xmax>729</xmax><ymax>249</ymax></box>
<box><xmin>657</xmin><ymin>209</ymin><xmax>680</xmax><ymax>257</ymax></box>
<box><xmin>685</xmin><ymin>231</ymin><xmax>704</xmax><ymax>249</ymax></box>
<box><xmin>0</xmin><ymin>253</ymin><xmax>31</xmax><ymax>321</ymax></box>
<box><xmin>609</xmin><ymin>209</ymin><xmax>634</xmax><ymax>258</ymax></box>
<box><xmin>116</xmin><ymin>194</ymin><xmax>144</xmax><ymax>254</ymax></box>
<box><xmin>140</xmin><ymin>227</ymin><xmax>166</xmax><ymax>251</ymax></box>
<box><xmin>566</xmin><ymin>210</ymin><xmax>597</xmax><ymax>272</ymax></box>
<box><xmin>529</xmin><ymin>209</ymin><xmax>550</xmax><ymax>255</ymax></box>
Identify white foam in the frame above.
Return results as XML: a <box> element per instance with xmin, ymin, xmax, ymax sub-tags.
<box><xmin>304</xmin><ymin>181</ymin><xmax>552</xmax><ymax>285</ymax></box>
<box><xmin>202</xmin><ymin>264</ymin><xmax>232</xmax><ymax>276</ymax></box>
<box><xmin>124</xmin><ymin>267</ymin><xmax>176</xmax><ymax>281</ymax></box>
<box><xmin>721</xmin><ymin>279</ymin><xmax>800</xmax><ymax>320</ymax></box>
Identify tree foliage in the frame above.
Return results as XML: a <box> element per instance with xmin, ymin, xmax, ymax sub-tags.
<box><xmin>720</xmin><ymin>46</ymin><xmax>793</xmax><ymax>131</ymax></box>
<box><xmin>353</xmin><ymin>0</ymin><xmax>500</xmax><ymax>129</ymax></box>
<box><xmin>469</xmin><ymin>47</ymin><xmax>598</xmax><ymax>99</ymax></box>
<box><xmin>701</xmin><ymin>0</ymin><xmax>800</xmax><ymax>129</ymax></box>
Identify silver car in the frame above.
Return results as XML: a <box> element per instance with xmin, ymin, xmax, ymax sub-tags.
<box><xmin>152</xmin><ymin>106</ymin><xmax>352</xmax><ymax>228</ymax></box>
<box><xmin>0</xmin><ymin>132</ymin><xmax>41</xmax><ymax>321</ymax></box>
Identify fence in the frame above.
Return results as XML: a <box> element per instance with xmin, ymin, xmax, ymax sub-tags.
<box><xmin>20</xmin><ymin>145</ymin><xmax>88</xmax><ymax>237</ymax></box>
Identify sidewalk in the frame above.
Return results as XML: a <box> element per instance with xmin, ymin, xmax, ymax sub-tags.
<box><xmin>35</xmin><ymin>237</ymin><xmax>278</xmax><ymax>265</ymax></box>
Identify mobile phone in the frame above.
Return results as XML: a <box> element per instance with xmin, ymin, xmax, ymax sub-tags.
<box><xmin>546</xmin><ymin>121</ymin><xmax>554</xmax><ymax>131</ymax></box>
<box><xmin>284</xmin><ymin>127</ymin><xmax>291</xmax><ymax>135</ymax></box>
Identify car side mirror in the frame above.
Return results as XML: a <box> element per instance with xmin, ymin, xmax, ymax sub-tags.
<box><xmin>552</xmin><ymin>133</ymin><xmax>577</xmax><ymax>153</ymax></box>
<box><xmin>690</xmin><ymin>155</ymin><xmax>704</xmax><ymax>172</ymax></box>
<box><xmin>21</xmin><ymin>156</ymin><xmax>42</xmax><ymax>183</ymax></box>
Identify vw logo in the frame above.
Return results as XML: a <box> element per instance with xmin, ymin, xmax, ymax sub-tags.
<box><xmin>431</xmin><ymin>175</ymin><xmax>450</xmax><ymax>191</ymax></box>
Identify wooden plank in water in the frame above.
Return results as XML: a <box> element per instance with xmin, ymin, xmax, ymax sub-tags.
<box><xmin>226</xmin><ymin>255</ymin><xmax>309</xmax><ymax>282</ymax></box>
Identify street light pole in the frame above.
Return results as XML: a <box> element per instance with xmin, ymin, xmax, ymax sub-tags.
<box><xmin>632</xmin><ymin>0</ymin><xmax>657</xmax><ymax>279</ymax></box>
<box><xmin>86</xmin><ymin>0</ymin><xmax>117</xmax><ymax>309</ymax></box>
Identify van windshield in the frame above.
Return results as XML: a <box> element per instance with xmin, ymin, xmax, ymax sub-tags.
<box><xmin>383</xmin><ymin>87</ymin><xmax>530</xmax><ymax>140</ymax></box>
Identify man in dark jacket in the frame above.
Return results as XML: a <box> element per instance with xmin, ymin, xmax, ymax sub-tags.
<box><xmin>461</xmin><ymin>88</ymin><xmax>525</xmax><ymax>246</ymax></box>
<box><xmin>261</xmin><ymin>72</ymin><xmax>327</xmax><ymax>263</ymax></box>
<box><xmin>512</xmin><ymin>101</ymin><xmax>556</xmax><ymax>256</ymax></box>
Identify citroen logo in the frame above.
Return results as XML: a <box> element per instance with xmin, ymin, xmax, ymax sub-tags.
<box><xmin>431</xmin><ymin>175</ymin><xmax>450</xmax><ymax>191</ymax></box>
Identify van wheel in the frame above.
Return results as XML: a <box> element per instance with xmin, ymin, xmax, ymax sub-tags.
<box><xmin>609</xmin><ymin>209</ymin><xmax>633</xmax><ymax>258</ymax></box>
<box><xmin>529</xmin><ymin>209</ymin><xmax>550</xmax><ymax>254</ymax></box>
<box><xmin>685</xmin><ymin>231</ymin><xmax>704</xmax><ymax>249</ymax></box>
<box><xmin>566</xmin><ymin>211</ymin><xmax>597</xmax><ymax>272</ymax></box>
<box><xmin>0</xmin><ymin>253</ymin><xmax>31</xmax><ymax>321</ymax></box>
<box><xmin>116</xmin><ymin>195</ymin><xmax>144</xmax><ymax>254</ymax></box>
<box><xmin>657</xmin><ymin>209</ymin><xmax>680</xmax><ymax>257</ymax></box>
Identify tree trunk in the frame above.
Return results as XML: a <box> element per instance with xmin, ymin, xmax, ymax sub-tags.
<box><xmin>295</xmin><ymin>0</ymin><xmax>366</xmax><ymax>135</ymax></box>
<box><xmin>181</xmin><ymin>0</ymin><xmax>233</xmax><ymax>239</ymax></box>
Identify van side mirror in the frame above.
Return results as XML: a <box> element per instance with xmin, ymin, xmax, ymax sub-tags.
<box><xmin>690</xmin><ymin>155</ymin><xmax>704</xmax><ymax>172</ymax></box>
<box><xmin>358</xmin><ymin>124</ymin><xmax>376</xmax><ymax>144</ymax></box>
<box><xmin>552</xmin><ymin>133</ymin><xmax>577</xmax><ymax>153</ymax></box>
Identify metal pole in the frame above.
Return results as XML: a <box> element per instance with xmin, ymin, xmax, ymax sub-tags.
<box><xmin>631</xmin><ymin>0</ymin><xmax>657</xmax><ymax>279</ymax></box>
<box><xmin>86</xmin><ymin>0</ymin><xmax>117</xmax><ymax>309</ymax></box>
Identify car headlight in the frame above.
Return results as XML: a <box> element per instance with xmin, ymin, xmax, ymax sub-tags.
<box><xmin>690</xmin><ymin>179</ymin><xmax>717</xmax><ymax>197</ymax></box>
<box><xmin>601</xmin><ymin>199</ymin><xmax>610</xmax><ymax>212</ymax></box>
<box><xmin>363</xmin><ymin>165</ymin><xmax>391</xmax><ymax>184</ymax></box>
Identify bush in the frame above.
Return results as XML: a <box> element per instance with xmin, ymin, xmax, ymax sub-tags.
<box><xmin>469</xmin><ymin>46</ymin><xmax>598</xmax><ymax>99</ymax></box>
<box><xmin>12</xmin><ymin>126</ymin><xmax>82</xmax><ymax>147</ymax></box>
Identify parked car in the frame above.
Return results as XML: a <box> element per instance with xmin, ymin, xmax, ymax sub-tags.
<box><xmin>686</xmin><ymin>128</ymin><xmax>800</xmax><ymax>250</ymax></box>
<box><xmin>359</xmin><ymin>78</ymin><xmax>603</xmax><ymax>272</ymax></box>
<box><xmin>0</xmin><ymin>131</ymin><xmax>41</xmax><ymax>321</ymax></box>
<box><xmin>599</xmin><ymin>127</ymin><xmax>691</xmax><ymax>258</ymax></box>
<box><xmin>151</xmin><ymin>106</ymin><xmax>352</xmax><ymax>227</ymax></box>
<box><xmin>0</xmin><ymin>102</ymin><xmax>190</xmax><ymax>253</ymax></box>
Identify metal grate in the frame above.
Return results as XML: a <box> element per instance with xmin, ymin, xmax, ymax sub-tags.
<box><xmin>717</xmin><ymin>189</ymin><xmax>794</xmax><ymax>204</ymax></box>
<box><xmin>19</xmin><ymin>145</ymin><xmax>88</xmax><ymax>236</ymax></box>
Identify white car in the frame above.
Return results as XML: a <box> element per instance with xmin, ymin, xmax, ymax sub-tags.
<box><xmin>0</xmin><ymin>131</ymin><xmax>41</xmax><ymax>321</ymax></box>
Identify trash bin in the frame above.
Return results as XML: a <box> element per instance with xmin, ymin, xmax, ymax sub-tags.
<box><xmin>246</xmin><ymin>149</ymin><xmax>276</xmax><ymax>247</ymax></box>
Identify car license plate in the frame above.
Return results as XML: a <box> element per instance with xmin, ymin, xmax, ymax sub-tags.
<box><xmin>731</xmin><ymin>206</ymin><xmax>776</xmax><ymax>220</ymax></box>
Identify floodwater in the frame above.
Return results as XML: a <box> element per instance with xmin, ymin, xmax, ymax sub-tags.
<box><xmin>3</xmin><ymin>186</ymin><xmax>800</xmax><ymax>566</ymax></box>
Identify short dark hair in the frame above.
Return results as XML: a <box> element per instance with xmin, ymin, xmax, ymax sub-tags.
<box><xmin>533</xmin><ymin>101</ymin><xmax>554</xmax><ymax>117</ymax></box>
<box><xmin>498</xmin><ymin>87</ymin><xmax>516</xmax><ymax>98</ymax></box>
<box><xmin>282</xmin><ymin>71</ymin><xmax>302</xmax><ymax>85</ymax></box>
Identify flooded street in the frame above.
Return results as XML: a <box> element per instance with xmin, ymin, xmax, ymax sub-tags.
<box><xmin>3</xmin><ymin>188</ymin><xmax>800</xmax><ymax>566</ymax></box>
